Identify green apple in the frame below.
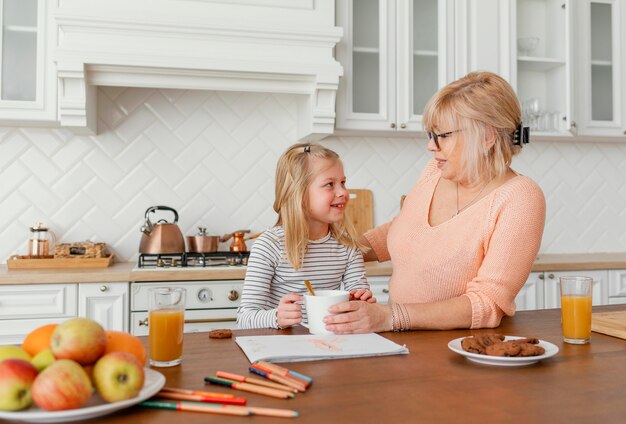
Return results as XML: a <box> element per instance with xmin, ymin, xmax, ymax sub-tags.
<box><xmin>50</xmin><ymin>318</ymin><xmax>106</xmax><ymax>365</ymax></box>
<box><xmin>31</xmin><ymin>348</ymin><xmax>55</xmax><ymax>372</ymax></box>
<box><xmin>31</xmin><ymin>359</ymin><xmax>93</xmax><ymax>411</ymax></box>
<box><xmin>93</xmin><ymin>352</ymin><xmax>144</xmax><ymax>403</ymax></box>
<box><xmin>0</xmin><ymin>346</ymin><xmax>32</xmax><ymax>362</ymax></box>
<box><xmin>0</xmin><ymin>359</ymin><xmax>38</xmax><ymax>411</ymax></box>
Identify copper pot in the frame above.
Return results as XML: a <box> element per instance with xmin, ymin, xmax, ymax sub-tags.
<box><xmin>186</xmin><ymin>227</ymin><xmax>225</xmax><ymax>253</ymax></box>
<box><xmin>138</xmin><ymin>206</ymin><xmax>185</xmax><ymax>254</ymax></box>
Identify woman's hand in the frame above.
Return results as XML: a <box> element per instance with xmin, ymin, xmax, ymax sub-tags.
<box><xmin>276</xmin><ymin>293</ymin><xmax>303</xmax><ymax>328</ymax></box>
<box><xmin>349</xmin><ymin>288</ymin><xmax>377</xmax><ymax>303</ymax></box>
<box><xmin>324</xmin><ymin>300</ymin><xmax>392</xmax><ymax>334</ymax></box>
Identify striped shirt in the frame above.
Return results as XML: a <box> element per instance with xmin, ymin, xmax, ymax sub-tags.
<box><xmin>236</xmin><ymin>226</ymin><xmax>369</xmax><ymax>329</ymax></box>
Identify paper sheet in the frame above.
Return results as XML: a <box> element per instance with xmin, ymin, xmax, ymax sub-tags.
<box><xmin>235</xmin><ymin>333</ymin><xmax>409</xmax><ymax>363</ymax></box>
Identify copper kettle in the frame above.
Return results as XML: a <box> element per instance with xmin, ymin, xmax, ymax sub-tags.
<box><xmin>139</xmin><ymin>206</ymin><xmax>185</xmax><ymax>254</ymax></box>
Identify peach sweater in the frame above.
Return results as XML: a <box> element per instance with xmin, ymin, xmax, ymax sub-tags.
<box><xmin>365</xmin><ymin>159</ymin><xmax>546</xmax><ymax>328</ymax></box>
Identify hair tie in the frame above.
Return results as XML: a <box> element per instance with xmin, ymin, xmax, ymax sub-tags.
<box><xmin>304</xmin><ymin>145</ymin><xmax>311</xmax><ymax>153</ymax></box>
<box><xmin>513</xmin><ymin>123</ymin><xmax>530</xmax><ymax>146</ymax></box>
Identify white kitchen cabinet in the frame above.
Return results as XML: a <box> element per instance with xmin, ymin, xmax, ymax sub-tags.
<box><xmin>335</xmin><ymin>0</ymin><xmax>454</xmax><ymax>132</ymax></box>
<box><xmin>0</xmin><ymin>0</ymin><xmax>56</xmax><ymax>124</ymax></box>
<box><xmin>368</xmin><ymin>275</ymin><xmax>390</xmax><ymax>304</ymax></box>
<box><xmin>511</xmin><ymin>0</ymin><xmax>574</xmax><ymax>136</ymax></box>
<box><xmin>573</xmin><ymin>0</ymin><xmax>626</xmax><ymax>137</ymax></box>
<box><xmin>78</xmin><ymin>282</ymin><xmax>129</xmax><ymax>332</ymax></box>
<box><xmin>607</xmin><ymin>269</ymin><xmax>626</xmax><ymax>305</ymax></box>
<box><xmin>0</xmin><ymin>284</ymin><xmax>77</xmax><ymax>345</ymax></box>
<box><xmin>515</xmin><ymin>272</ymin><xmax>545</xmax><ymax>311</ymax></box>
<box><xmin>516</xmin><ymin>270</ymin><xmax>610</xmax><ymax>312</ymax></box>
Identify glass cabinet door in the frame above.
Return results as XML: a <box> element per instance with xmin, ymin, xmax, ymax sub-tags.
<box><xmin>0</xmin><ymin>0</ymin><xmax>38</xmax><ymax>101</ymax></box>
<box><xmin>396</xmin><ymin>0</ymin><xmax>442</xmax><ymax>131</ymax></box>
<box><xmin>336</xmin><ymin>0</ymin><xmax>396</xmax><ymax>131</ymax></box>
<box><xmin>514</xmin><ymin>0</ymin><xmax>572</xmax><ymax>135</ymax></box>
<box><xmin>335</xmin><ymin>0</ymin><xmax>450</xmax><ymax>132</ymax></box>
<box><xmin>574</xmin><ymin>0</ymin><xmax>625</xmax><ymax>136</ymax></box>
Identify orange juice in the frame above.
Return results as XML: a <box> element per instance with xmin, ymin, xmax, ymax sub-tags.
<box><xmin>149</xmin><ymin>309</ymin><xmax>184</xmax><ymax>363</ymax></box>
<box><xmin>561</xmin><ymin>295</ymin><xmax>592</xmax><ymax>341</ymax></box>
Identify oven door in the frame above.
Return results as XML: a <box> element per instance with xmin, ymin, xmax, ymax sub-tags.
<box><xmin>131</xmin><ymin>309</ymin><xmax>238</xmax><ymax>336</ymax></box>
<box><xmin>130</xmin><ymin>280</ymin><xmax>242</xmax><ymax>336</ymax></box>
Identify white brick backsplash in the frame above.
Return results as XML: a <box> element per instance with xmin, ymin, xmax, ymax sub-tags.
<box><xmin>1</xmin><ymin>87</ymin><xmax>626</xmax><ymax>263</ymax></box>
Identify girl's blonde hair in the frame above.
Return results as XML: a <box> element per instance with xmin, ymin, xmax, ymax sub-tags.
<box><xmin>423</xmin><ymin>71</ymin><xmax>523</xmax><ymax>184</ymax></box>
<box><xmin>273</xmin><ymin>143</ymin><xmax>364</xmax><ymax>270</ymax></box>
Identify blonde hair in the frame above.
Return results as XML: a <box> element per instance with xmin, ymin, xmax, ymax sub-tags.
<box><xmin>273</xmin><ymin>143</ymin><xmax>364</xmax><ymax>270</ymax></box>
<box><xmin>423</xmin><ymin>71</ymin><xmax>523</xmax><ymax>184</ymax></box>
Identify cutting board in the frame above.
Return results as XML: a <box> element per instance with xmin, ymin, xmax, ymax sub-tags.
<box><xmin>347</xmin><ymin>189</ymin><xmax>374</xmax><ymax>236</ymax></box>
<box><xmin>591</xmin><ymin>310</ymin><xmax>626</xmax><ymax>340</ymax></box>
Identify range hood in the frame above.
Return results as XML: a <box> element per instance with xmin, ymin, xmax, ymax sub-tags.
<box><xmin>54</xmin><ymin>0</ymin><xmax>343</xmax><ymax>141</ymax></box>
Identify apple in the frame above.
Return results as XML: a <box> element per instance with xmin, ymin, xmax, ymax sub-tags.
<box><xmin>50</xmin><ymin>318</ymin><xmax>106</xmax><ymax>365</ymax></box>
<box><xmin>0</xmin><ymin>346</ymin><xmax>32</xmax><ymax>362</ymax></box>
<box><xmin>93</xmin><ymin>352</ymin><xmax>144</xmax><ymax>403</ymax></box>
<box><xmin>31</xmin><ymin>348</ymin><xmax>55</xmax><ymax>372</ymax></box>
<box><xmin>31</xmin><ymin>359</ymin><xmax>93</xmax><ymax>411</ymax></box>
<box><xmin>0</xmin><ymin>359</ymin><xmax>38</xmax><ymax>411</ymax></box>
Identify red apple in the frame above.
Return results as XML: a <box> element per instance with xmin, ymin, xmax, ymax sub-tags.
<box><xmin>31</xmin><ymin>359</ymin><xmax>93</xmax><ymax>411</ymax></box>
<box><xmin>0</xmin><ymin>359</ymin><xmax>38</xmax><ymax>411</ymax></box>
<box><xmin>50</xmin><ymin>318</ymin><xmax>106</xmax><ymax>365</ymax></box>
<box><xmin>93</xmin><ymin>352</ymin><xmax>144</xmax><ymax>403</ymax></box>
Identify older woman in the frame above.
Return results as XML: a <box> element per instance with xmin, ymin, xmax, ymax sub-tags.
<box><xmin>325</xmin><ymin>71</ymin><xmax>546</xmax><ymax>333</ymax></box>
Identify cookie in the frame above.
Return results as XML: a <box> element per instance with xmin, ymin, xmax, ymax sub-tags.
<box><xmin>208</xmin><ymin>329</ymin><xmax>232</xmax><ymax>339</ymax></box>
<box><xmin>461</xmin><ymin>337</ymin><xmax>486</xmax><ymax>354</ymax></box>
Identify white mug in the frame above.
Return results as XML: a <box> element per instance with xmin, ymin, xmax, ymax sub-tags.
<box><xmin>303</xmin><ymin>290</ymin><xmax>349</xmax><ymax>335</ymax></box>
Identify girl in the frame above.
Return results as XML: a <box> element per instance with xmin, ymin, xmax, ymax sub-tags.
<box><xmin>236</xmin><ymin>143</ymin><xmax>375</xmax><ymax>329</ymax></box>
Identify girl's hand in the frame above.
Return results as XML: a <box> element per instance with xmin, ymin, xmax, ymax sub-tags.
<box><xmin>350</xmin><ymin>288</ymin><xmax>377</xmax><ymax>303</ymax></box>
<box><xmin>324</xmin><ymin>301</ymin><xmax>392</xmax><ymax>334</ymax></box>
<box><xmin>276</xmin><ymin>293</ymin><xmax>303</xmax><ymax>328</ymax></box>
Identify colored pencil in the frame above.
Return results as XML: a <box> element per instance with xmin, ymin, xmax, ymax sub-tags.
<box><xmin>140</xmin><ymin>400</ymin><xmax>299</xmax><ymax>418</ymax></box>
<box><xmin>204</xmin><ymin>376</ymin><xmax>295</xmax><ymax>399</ymax></box>
<box><xmin>257</xmin><ymin>360</ymin><xmax>314</xmax><ymax>384</ymax></box>
<box><xmin>216</xmin><ymin>370</ymin><xmax>297</xmax><ymax>393</ymax></box>
<box><xmin>252</xmin><ymin>362</ymin><xmax>309</xmax><ymax>388</ymax></box>
<box><xmin>250</xmin><ymin>364</ymin><xmax>307</xmax><ymax>391</ymax></box>
<box><xmin>160</xmin><ymin>386</ymin><xmax>236</xmax><ymax>399</ymax></box>
<box><xmin>155</xmin><ymin>391</ymin><xmax>247</xmax><ymax>405</ymax></box>
<box><xmin>140</xmin><ymin>400</ymin><xmax>249</xmax><ymax>416</ymax></box>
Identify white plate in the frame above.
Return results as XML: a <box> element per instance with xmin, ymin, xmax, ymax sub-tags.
<box><xmin>0</xmin><ymin>368</ymin><xmax>165</xmax><ymax>423</ymax></box>
<box><xmin>448</xmin><ymin>336</ymin><xmax>559</xmax><ymax>367</ymax></box>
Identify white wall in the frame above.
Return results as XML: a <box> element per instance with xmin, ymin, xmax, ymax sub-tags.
<box><xmin>1</xmin><ymin>87</ymin><xmax>625</xmax><ymax>263</ymax></box>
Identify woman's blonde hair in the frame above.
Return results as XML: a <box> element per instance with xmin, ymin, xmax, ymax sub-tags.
<box><xmin>273</xmin><ymin>143</ymin><xmax>364</xmax><ymax>270</ymax></box>
<box><xmin>423</xmin><ymin>71</ymin><xmax>523</xmax><ymax>183</ymax></box>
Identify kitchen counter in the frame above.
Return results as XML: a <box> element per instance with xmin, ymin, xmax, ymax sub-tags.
<box><xmin>1</xmin><ymin>253</ymin><xmax>626</xmax><ymax>285</ymax></box>
<box><xmin>82</xmin><ymin>304</ymin><xmax>626</xmax><ymax>423</ymax></box>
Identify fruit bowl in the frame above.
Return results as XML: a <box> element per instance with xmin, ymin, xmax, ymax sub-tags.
<box><xmin>517</xmin><ymin>37</ymin><xmax>539</xmax><ymax>56</ymax></box>
<box><xmin>0</xmin><ymin>368</ymin><xmax>164</xmax><ymax>423</ymax></box>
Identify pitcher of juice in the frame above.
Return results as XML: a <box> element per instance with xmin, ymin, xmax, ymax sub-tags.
<box><xmin>148</xmin><ymin>287</ymin><xmax>186</xmax><ymax>367</ymax></box>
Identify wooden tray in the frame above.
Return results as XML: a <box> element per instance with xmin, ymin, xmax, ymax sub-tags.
<box><xmin>592</xmin><ymin>310</ymin><xmax>626</xmax><ymax>340</ymax></box>
<box><xmin>6</xmin><ymin>254</ymin><xmax>114</xmax><ymax>270</ymax></box>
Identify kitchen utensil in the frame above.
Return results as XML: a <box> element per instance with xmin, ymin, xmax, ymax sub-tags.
<box><xmin>592</xmin><ymin>310</ymin><xmax>626</xmax><ymax>340</ymax></box>
<box><xmin>186</xmin><ymin>227</ymin><xmax>223</xmax><ymax>253</ymax></box>
<box><xmin>139</xmin><ymin>206</ymin><xmax>185</xmax><ymax>254</ymax></box>
<box><xmin>28</xmin><ymin>222</ymin><xmax>56</xmax><ymax>257</ymax></box>
<box><xmin>346</xmin><ymin>189</ymin><xmax>374</xmax><ymax>235</ymax></box>
<box><xmin>222</xmin><ymin>230</ymin><xmax>252</xmax><ymax>252</ymax></box>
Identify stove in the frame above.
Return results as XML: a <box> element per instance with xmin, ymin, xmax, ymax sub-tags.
<box><xmin>137</xmin><ymin>252</ymin><xmax>249</xmax><ymax>268</ymax></box>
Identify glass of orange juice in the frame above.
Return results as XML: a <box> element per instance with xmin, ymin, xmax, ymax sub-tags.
<box><xmin>148</xmin><ymin>287</ymin><xmax>186</xmax><ymax>367</ymax></box>
<box><xmin>559</xmin><ymin>276</ymin><xmax>593</xmax><ymax>344</ymax></box>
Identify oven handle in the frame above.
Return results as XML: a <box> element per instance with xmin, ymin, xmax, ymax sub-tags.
<box><xmin>138</xmin><ymin>317</ymin><xmax>236</xmax><ymax>326</ymax></box>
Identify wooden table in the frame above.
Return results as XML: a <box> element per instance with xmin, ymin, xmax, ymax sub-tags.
<box><xmin>90</xmin><ymin>306</ymin><xmax>626</xmax><ymax>423</ymax></box>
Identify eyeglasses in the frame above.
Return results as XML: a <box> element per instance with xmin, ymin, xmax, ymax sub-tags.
<box><xmin>427</xmin><ymin>129</ymin><xmax>463</xmax><ymax>150</ymax></box>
